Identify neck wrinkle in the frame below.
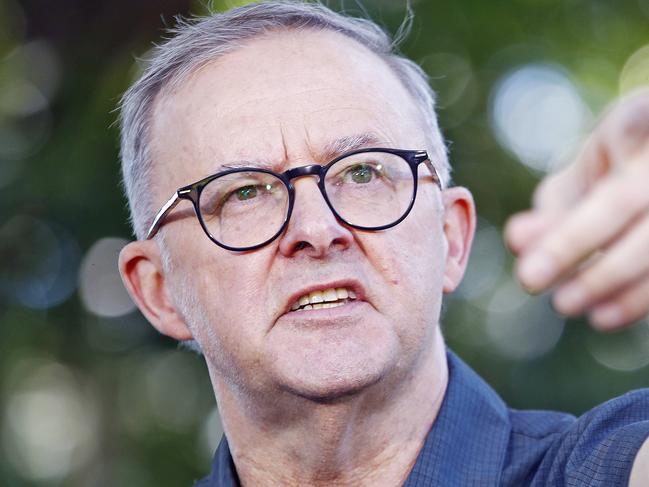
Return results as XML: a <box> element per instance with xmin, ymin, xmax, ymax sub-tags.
<box><xmin>209</xmin><ymin>327</ymin><xmax>448</xmax><ymax>487</ymax></box>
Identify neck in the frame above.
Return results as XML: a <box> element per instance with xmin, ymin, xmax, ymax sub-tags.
<box><xmin>209</xmin><ymin>328</ymin><xmax>448</xmax><ymax>487</ymax></box>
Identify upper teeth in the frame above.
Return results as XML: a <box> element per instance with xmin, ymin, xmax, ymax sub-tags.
<box><xmin>291</xmin><ymin>287</ymin><xmax>357</xmax><ymax>311</ymax></box>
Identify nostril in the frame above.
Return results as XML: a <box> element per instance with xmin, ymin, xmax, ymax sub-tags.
<box><xmin>331</xmin><ymin>236</ymin><xmax>349</xmax><ymax>250</ymax></box>
<box><xmin>294</xmin><ymin>241</ymin><xmax>310</xmax><ymax>252</ymax></box>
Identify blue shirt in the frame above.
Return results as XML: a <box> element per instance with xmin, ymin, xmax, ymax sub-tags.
<box><xmin>194</xmin><ymin>351</ymin><xmax>649</xmax><ymax>486</ymax></box>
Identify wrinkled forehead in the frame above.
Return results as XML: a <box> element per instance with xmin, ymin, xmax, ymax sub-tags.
<box><xmin>148</xmin><ymin>29</ymin><xmax>426</xmax><ymax>195</ymax></box>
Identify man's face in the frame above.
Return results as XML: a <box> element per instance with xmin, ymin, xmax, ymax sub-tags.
<box><xmin>149</xmin><ymin>30</ymin><xmax>450</xmax><ymax>401</ymax></box>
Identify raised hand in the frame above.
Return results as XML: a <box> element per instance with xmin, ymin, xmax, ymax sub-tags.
<box><xmin>505</xmin><ymin>90</ymin><xmax>649</xmax><ymax>331</ymax></box>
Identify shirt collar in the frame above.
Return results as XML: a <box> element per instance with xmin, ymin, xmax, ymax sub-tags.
<box><xmin>403</xmin><ymin>350</ymin><xmax>511</xmax><ymax>486</ymax></box>
<box><xmin>201</xmin><ymin>350</ymin><xmax>511</xmax><ymax>487</ymax></box>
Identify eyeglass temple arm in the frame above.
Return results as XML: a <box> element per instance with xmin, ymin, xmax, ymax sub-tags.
<box><xmin>146</xmin><ymin>192</ymin><xmax>181</xmax><ymax>239</ymax></box>
<box><xmin>420</xmin><ymin>155</ymin><xmax>444</xmax><ymax>189</ymax></box>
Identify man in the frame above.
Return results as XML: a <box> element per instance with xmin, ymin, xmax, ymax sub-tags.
<box><xmin>117</xmin><ymin>2</ymin><xmax>649</xmax><ymax>485</ymax></box>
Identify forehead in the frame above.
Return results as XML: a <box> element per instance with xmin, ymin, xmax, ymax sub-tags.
<box><xmin>149</xmin><ymin>29</ymin><xmax>424</xmax><ymax>190</ymax></box>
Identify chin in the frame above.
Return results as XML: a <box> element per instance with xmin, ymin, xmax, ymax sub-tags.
<box><xmin>278</xmin><ymin>367</ymin><xmax>387</xmax><ymax>403</ymax></box>
<box><xmin>269</xmin><ymin>339</ymin><xmax>402</xmax><ymax>404</ymax></box>
<box><xmin>265</xmin><ymin>314</ymin><xmax>406</xmax><ymax>403</ymax></box>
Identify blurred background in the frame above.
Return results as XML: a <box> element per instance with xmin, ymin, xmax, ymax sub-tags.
<box><xmin>1</xmin><ymin>0</ymin><xmax>649</xmax><ymax>485</ymax></box>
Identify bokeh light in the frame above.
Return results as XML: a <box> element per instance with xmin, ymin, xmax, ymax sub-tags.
<box><xmin>200</xmin><ymin>406</ymin><xmax>224</xmax><ymax>463</ymax></box>
<box><xmin>3</xmin><ymin>1</ymin><xmax>649</xmax><ymax>485</ymax></box>
<box><xmin>587</xmin><ymin>320</ymin><xmax>649</xmax><ymax>372</ymax></box>
<box><xmin>79</xmin><ymin>237</ymin><xmax>135</xmax><ymax>318</ymax></box>
<box><xmin>456</xmin><ymin>219</ymin><xmax>506</xmax><ymax>300</ymax></box>
<box><xmin>484</xmin><ymin>279</ymin><xmax>565</xmax><ymax>361</ymax></box>
<box><xmin>0</xmin><ymin>216</ymin><xmax>80</xmax><ymax>309</ymax></box>
<box><xmin>144</xmin><ymin>350</ymin><xmax>204</xmax><ymax>431</ymax></box>
<box><xmin>423</xmin><ymin>52</ymin><xmax>478</xmax><ymax>128</ymax></box>
<box><xmin>619</xmin><ymin>43</ymin><xmax>649</xmax><ymax>95</ymax></box>
<box><xmin>10</xmin><ymin>40</ymin><xmax>62</xmax><ymax>101</ymax></box>
<box><xmin>1</xmin><ymin>355</ymin><xmax>99</xmax><ymax>482</ymax></box>
<box><xmin>489</xmin><ymin>63</ymin><xmax>592</xmax><ymax>173</ymax></box>
<box><xmin>117</xmin><ymin>349</ymin><xmax>209</xmax><ymax>436</ymax></box>
<box><xmin>84</xmin><ymin>313</ymin><xmax>151</xmax><ymax>353</ymax></box>
<box><xmin>0</xmin><ymin>39</ymin><xmax>59</xmax><ymax>185</ymax></box>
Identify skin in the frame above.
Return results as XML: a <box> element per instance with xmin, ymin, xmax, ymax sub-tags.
<box><xmin>505</xmin><ymin>90</ymin><xmax>649</xmax><ymax>484</ymax></box>
<box><xmin>119</xmin><ymin>30</ymin><xmax>475</xmax><ymax>487</ymax></box>
<box><xmin>631</xmin><ymin>437</ymin><xmax>649</xmax><ymax>487</ymax></box>
<box><xmin>119</xmin><ymin>24</ymin><xmax>649</xmax><ymax>485</ymax></box>
<box><xmin>506</xmin><ymin>90</ymin><xmax>649</xmax><ymax>332</ymax></box>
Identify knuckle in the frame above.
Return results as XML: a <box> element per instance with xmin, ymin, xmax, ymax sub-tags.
<box><xmin>618</xmin><ymin>276</ymin><xmax>649</xmax><ymax>316</ymax></box>
<box><xmin>616</xmin><ymin>104</ymin><xmax>649</xmax><ymax>141</ymax></box>
<box><xmin>617</xmin><ymin>297</ymin><xmax>648</xmax><ymax>324</ymax></box>
<box><xmin>605</xmin><ymin>173</ymin><xmax>648</xmax><ymax>214</ymax></box>
<box><xmin>581</xmin><ymin>240</ymin><xmax>649</xmax><ymax>301</ymax></box>
<box><xmin>579</xmin><ymin>260</ymin><xmax>622</xmax><ymax>299</ymax></box>
<box><xmin>544</xmin><ymin>229</ymin><xmax>585</xmax><ymax>265</ymax></box>
<box><xmin>607</xmin><ymin>93</ymin><xmax>649</xmax><ymax>136</ymax></box>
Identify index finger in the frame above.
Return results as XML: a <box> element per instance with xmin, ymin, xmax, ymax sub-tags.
<box><xmin>516</xmin><ymin>154</ymin><xmax>649</xmax><ymax>293</ymax></box>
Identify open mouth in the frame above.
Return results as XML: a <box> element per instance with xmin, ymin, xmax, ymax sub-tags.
<box><xmin>290</xmin><ymin>287</ymin><xmax>357</xmax><ymax>312</ymax></box>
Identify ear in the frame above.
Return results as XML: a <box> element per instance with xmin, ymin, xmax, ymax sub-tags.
<box><xmin>118</xmin><ymin>239</ymin><xmax>194</xmax><ymax>341</ymax></box>
<box><xmin>441</xmin><ymin>187</ymin><xmax>476</xmax><ymax>293</ymax></box>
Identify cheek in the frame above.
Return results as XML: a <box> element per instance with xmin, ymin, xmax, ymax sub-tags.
<box><xmin>176</xmin><ymin>261</ymin><xmax>273</xmax><ymax>386</ymax></box>
<box><xmin>367</xmin><ymin>195</ymin><xmax>446</xmax><ymax>316</ymax></box>
<box><xmin>363</xmin><ymin>226</ymin><xmax>444</xmax><ymax>301</ymax></box>
<box><xmin>194</xmin><ymin>263</ymin><xmax>266</xmax><ymax>333</ymax></box>
<box><xmin>167</xmin><ymin>236</ymin><xmax>272</xmax><ymax>352</ymax></box>
<box><xmin>396</xmin><ymin>192</ymin><xmax>446</xmax><ymax>276</ymax></box>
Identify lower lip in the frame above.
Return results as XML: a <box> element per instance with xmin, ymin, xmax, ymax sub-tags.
<box><xmin>281</xmin><ymin>299</ymin><xmax>367</xmax><ymax>320</ymax></box>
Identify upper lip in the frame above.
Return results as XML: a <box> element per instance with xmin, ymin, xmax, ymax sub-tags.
<box><xmin>283</xmin><ymin>279</ymin><xmax>366</xmax><ymax>315</ymax></box>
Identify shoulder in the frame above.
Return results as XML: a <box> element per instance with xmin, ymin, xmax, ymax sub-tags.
<box><xmin>503</xmin><ymin>389</ymin><xmax>649</xmax><ymax>487</ymax></box>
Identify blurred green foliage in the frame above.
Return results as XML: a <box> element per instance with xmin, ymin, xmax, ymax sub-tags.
<box><xmin>1</xmin><ymin>0</ymin><xmax>649</xmax><ymax>485</ymax></box>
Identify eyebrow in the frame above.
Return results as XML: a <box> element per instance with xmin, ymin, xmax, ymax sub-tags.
<box><xmin>219</xmin><ymin>132</ymin><xmax>388</xmax><ymax>172</ymax></box>
<box><xmin>220</xmin><ymin>159</ymin><xmax>276</xmax><ymax>171</ymax></box>
<box><xmin>321</xmin><ymin>132</ymin><xmax>387</xmax><ymax>161</ymax></box>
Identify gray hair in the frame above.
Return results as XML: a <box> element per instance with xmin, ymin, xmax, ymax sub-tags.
<box><xmin>119</xmin><ymin>0</ymin><xmax>450</xmax><ymax>240</ymax></box>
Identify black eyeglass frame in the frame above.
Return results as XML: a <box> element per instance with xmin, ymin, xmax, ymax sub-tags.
<box><xmin>146</xmin><ymin>148</ymin><xmax>442</xmax><ymax>251</ymax></box>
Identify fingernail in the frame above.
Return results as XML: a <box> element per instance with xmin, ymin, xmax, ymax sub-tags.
<box><xmin>554</xmin><ymin>284</ymin><xmax>587</xmax><ymax>315</ymax></box>
<box><xmin>591</xmin><ymin>305</ymin><xmax>623</xmax><ymax>329</ymax></box>
<box><xmin>518</xmin><ymin>252</ymin><xmax>557</xmax><ymax>291</ymax></box>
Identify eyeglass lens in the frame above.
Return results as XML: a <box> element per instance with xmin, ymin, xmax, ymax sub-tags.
<box><xmin>197</xmin><ymin>151</ymin><xmax>415</xmax><ymax>249</ymax></box>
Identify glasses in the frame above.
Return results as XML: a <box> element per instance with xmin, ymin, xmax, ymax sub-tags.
<box><xmin>146</xmin><ymin>148</ymin><xmax>442</xmax><ymax>251</ymax></box>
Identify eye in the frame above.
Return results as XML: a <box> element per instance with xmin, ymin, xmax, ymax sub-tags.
<box><xmin>344</xmin><ymin>163</ymin><xmax>381</xmax><ymax>184</ymax></box>
<box><xmin>206</xmin><ymin>184</ymin><xmax>261</xmax><ymax>216</ymax></box>
<box><xmin>200</xmin><ymin>172</ymin><xmax>287</xmax><ymax>224</ymax></box>
<box><xmin>232</xmin><ymin>185</ymin><xmax>258</xmax><ymax>201</ymax></box>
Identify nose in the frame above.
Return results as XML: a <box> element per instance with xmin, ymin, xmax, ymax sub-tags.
<box><xmin>278</xmin><ymin>176</ymin><xmax>353</xmax><ymax>258</ymax></box>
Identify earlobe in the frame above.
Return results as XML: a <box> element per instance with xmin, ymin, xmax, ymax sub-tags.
<box><xmin>441</xmin><ymin>187</ymin><xmax>476</xmax><ymax>293</ymax></box>
<box><xmin>118</xmin><ymin>240</ymin><xmax>194</xmax><ymax>341</ymax></box>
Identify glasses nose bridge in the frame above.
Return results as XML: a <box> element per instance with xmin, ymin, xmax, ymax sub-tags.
<box><xmin>283</xmin><ymin>163</ymin><xmax>328</xmax><ymax>199</ymax></box>
<box><xmin>283</xmin><ymin>163</ymin><xmax>333</xmax><ymax>216</ymax></box>
<box><xmin>284</xmin><ymin>163</ymin><xmax>325</xmax><ymax>184</ymax></box>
